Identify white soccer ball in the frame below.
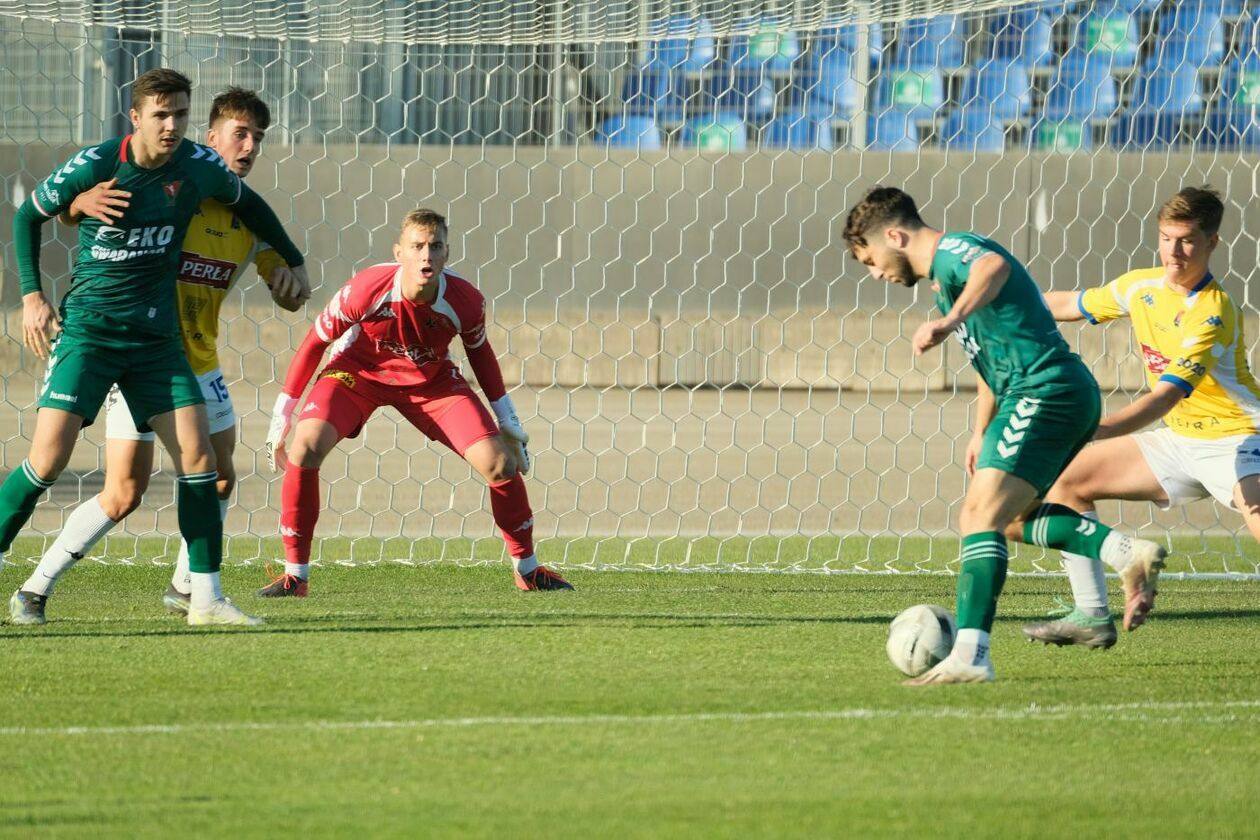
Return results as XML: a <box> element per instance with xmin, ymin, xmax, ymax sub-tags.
<box><xmin>886</xmin><ymin>604</ymin><xmax>957</xmax><ymax>677</ymax></box>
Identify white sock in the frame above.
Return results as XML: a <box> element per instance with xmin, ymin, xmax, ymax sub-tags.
<box><xmin>285</xmin><ymin>562</ymin><xmax>309</xmax><ymax>580</ymax></box>
<box><xmin>172</xmin><ymin>498</ymin><xmax>227</xmax><ymax>595</ymax></box>
<box><xmin>513</xmin><ymin>554</ymin><xmax>539</xmax><ymax>575</ymax></box>
<box><xmin>951</xmin><ymin>628</ymin><xmax>991</xmax><ymax>668</ymax></box>
<box><xmin>23</xmin><ymin>496</ymin><xmax>117</xmax><ymax>596</ymax></box>
<box><xmin>1062</xmin><ymin>511</ymin><xmax>1109</xmax><ymax>614</ymax></box>
<box><xmin>1099</xmin><ymin>530</ymin><xmax>1135</xmax><ymax>573</ymax></box>
<box><xmin>189</xmin><ymin>571</ymin><xmax>224</xmax><ymax>609</ymax></box>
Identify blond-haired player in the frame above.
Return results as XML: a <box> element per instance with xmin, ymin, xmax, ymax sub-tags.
<box><xmin>1024</xmin><ymin>186</ymin><xmax>1260</xmax><ymax>648</ymax></box>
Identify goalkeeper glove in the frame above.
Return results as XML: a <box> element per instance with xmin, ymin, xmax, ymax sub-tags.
<box><xmin>265</xmin><ymin>393</ymin><xmax>300</xmax><ymax>472</ymax></box>
<box><xmin>490</xmin><ymin>395</ymin><xmax>530</xmax><ymax>474</ymax></box>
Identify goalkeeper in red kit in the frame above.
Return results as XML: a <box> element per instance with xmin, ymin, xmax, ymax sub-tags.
<box><xmin>262</xmin><ymin>208</ymin><xmax>572</xmax><ymax>594</ymax></box>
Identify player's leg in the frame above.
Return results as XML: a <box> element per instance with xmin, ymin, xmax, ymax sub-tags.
<box><xmin>261</xmin><ymin>375</ymin><xmax>364</xmax><ymax>597</ymax></box>
<box><xmin>13</xmin><ymin>389</ymin><xmax>156</xmax><ymax>624</ymax></box>
<box><xmin>171</xmin><ymin>370</ymin><xmax>238</xmax><ymax>609</ymax></box>
<box><xmin>906</xmin><ymin>467</ymin><xmax>1037</xmax><ymax>685</ymax></box>
<box><xmin>1021</xmin><ymin>435</ymin><xmax>1170</xmax><ymax>646</ymax></box>
<box><xmin>408</xmin><ymin>386</ymin><xmax>571</xmax><ymax>591</ymax></box>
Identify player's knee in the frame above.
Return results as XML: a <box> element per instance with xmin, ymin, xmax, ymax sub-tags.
<box><xmin>289</xmin><ymin>437</ymin><xmax>328</xmax><ymax>469</ymax></box>
<box><xmin>100</xmin><ymin>481</ymin><xmax>146</xmax><ymax>519</ymax></box>
<box><xmin>474</xmin><ymin>444</ymin><xmax>515</xmax><ymax>483</ymax></box>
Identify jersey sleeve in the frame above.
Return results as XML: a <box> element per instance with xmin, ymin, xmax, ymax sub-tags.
<box><xmin>1077</xmin><ymin>278</ymin><xmax>1129</xmax><ymax>325</ymax></box>
<box><xmin>314</xmin><ymin>276</ymin><xmax>370</xmax><ymax>344</ymax></box>
<box><xmin>935</xmin><ymin>234</ymin><xmax>998</xmax><ymax>293</ymax></box>
<box><xmin>189</xmin><ymin>144</ymin><xmax>244</xmax><ymax>206</ymax></box>
<box><xmin>1160</xmin><ymin>299</ymin><xmax>1234</xmax><ymax>396</ymax></box>
<box><xmin>459</xmin><ymin>292</ymin><xmax>507</xmax><ymax>402</ymax></box>
<box><xmin>254</xmin><ymin>244</ymin><xmax>287</xmax><ymax>286</ymax></box>
<box><xmin>28</xmin><ymin>143</ymin><xmax>114</xmax><ymax>219</ymax></box>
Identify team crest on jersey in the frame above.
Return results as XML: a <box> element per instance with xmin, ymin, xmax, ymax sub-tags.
<box><xmin>162</xmin><ymin>180</ymin><xmax>183</xmax><ymax>205</ymax></box>
<box><xmin>321</xmin><ymin>369</ymin><xmax>357</xmax><ymax>388</ymax></box>
<box><xmin>1139</xmin><ymin>342</ymin><xmax>1170</xmax><ymax>374</ymax></box>
<box><xmin>1206</xmin><ymin>315</ymin><xmax>1224</xmax><ymax>327</ymax></box>
<box><xmin>425</xmin><ymin>315</ymin><xmax>440</xmax><ymax>329</ymax></box>
<box><xmin>1142</xmin><ymin>293</ymin><xmax>1155</xmax><ymax>306</ymax></box>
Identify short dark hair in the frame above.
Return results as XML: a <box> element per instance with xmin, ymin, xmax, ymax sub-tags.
<box><xmin>1158</xmin><ymin>186</ymin><xmax>1225</xmax><ymax>236</ymax></box>
<box><xmin>401</xmin><ymin>208</ymin><xmax>448</xmax><ymax>237</ymax></box>
<box><xmin>209</xmin><ymin>86</ymin><xmax>271</xmax><ymax>130</ymax></box>
<box><xmin>842</xmin><ymin>186</ymin><xmax>927</xmax><ymax>251</ymax></box>
<box><xmin>131</xmin><ymin>68</ymin><xmax>192</xmax><ymax>111</ymax></box>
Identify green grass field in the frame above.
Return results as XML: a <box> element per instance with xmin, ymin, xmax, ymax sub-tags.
<box><xmin>1</xmin><ymin>545</ymin><xmax>1258</xmax><ymax>838</ymax></box>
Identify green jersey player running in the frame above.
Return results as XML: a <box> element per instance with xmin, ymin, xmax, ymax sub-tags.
<box><xmin>4</xmin><ymin>68</ymin><xmax>309</xmax><ymax>626</ymax></box>
<box><xmin>842</xmin><ymin>186</ymin><xmax>1166</xmax><ymax>685</ymax></box>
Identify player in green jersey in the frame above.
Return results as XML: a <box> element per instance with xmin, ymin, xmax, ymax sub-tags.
<box><xmin>842</xmin><ymin>186</ymin><xmax>1167</xmax><ymax>685</ymax></box>
<box><xmin>3</xmin><ymin>68</ymin><xmax>309</xmax><ymax>626</ymax></box>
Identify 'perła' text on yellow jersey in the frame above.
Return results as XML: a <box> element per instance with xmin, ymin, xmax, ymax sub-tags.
<box><xmin>178</xmin><ymin>199</ymin><xmax>285</xmax><ymax>375</ymax></box>
<box><xmin>1078</xmin><ymin>267</ymin><xmax>1260</xmax><ymax>439</ymax></box>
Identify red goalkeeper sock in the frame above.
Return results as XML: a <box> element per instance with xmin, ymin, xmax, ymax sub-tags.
<box><xmin>489</xmin><ymin>473</ymin><xmax>534</xmax><ymax>559</ymax></box>
<box><xmin>281</xmin><ymin>465</ymin><xmax>321</xmax><ymax>566</ymax></box>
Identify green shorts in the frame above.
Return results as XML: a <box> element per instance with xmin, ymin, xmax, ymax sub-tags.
<box><xmin>37</xmin><ymin>328</ymin><xmax>204</xmax><ymax>432</ymax></box>
<box><xmin>975</xmin><ymin>386</ymin><xmax>1101</xmax><ymax>496</ymax></box>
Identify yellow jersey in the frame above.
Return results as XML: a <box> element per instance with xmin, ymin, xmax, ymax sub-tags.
<box><xmin>1079</xmin><ymin>267</ymin><xmax>1260</xmax><ymax>439</ymax></box>
<box><xmin>176</xmin><ymin>198</ymin><xmax>286</xmax><ymax>375</ymax></box>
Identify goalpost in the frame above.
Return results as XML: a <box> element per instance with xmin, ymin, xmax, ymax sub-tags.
<box><xmin>2</xmin><ymin>0</ymin><xmax>1258</xmax><ymax>576</ymax></box>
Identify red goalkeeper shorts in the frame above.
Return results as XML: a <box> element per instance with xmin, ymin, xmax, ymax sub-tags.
<box><xmin>297</xmin><ymin>366</ymin><xmax>500</xmax><ymax>456</ymax></box>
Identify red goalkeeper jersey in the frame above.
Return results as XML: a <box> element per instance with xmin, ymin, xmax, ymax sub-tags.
<box><xmin>283</xmin><ymin>262</ymin><xmax>506</xmax><ymax>399</ymax></box>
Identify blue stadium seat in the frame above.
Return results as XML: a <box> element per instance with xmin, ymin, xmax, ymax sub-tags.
<box><xmin>1110</xmin><ymin>112</ymin><xmax>1183</xmax><ymax>149</ymax></box>
<box><xmin>941</xmin><ymin>109</ymin><xmax>1006</xmax><ymax>152</ymax></box>
<box><xmin>723</xmin><ymin>71</ymin><xmax>780</xmax><ymax>124</ymax></box>
<box><xmin>893</xmin><ymin>15</ymin><xmax>966</xmax><ymax>71</ymax></box>
<box><xmin>1128</xmin><ymin>61</ymin><xmax>1204</xmax><ymax>116</ymax></box>
<box><xmin>868</xmin><ymin>111</ymin><xmax>922</xmax><ymax>151</ymax></box>
<box><xmin>681</xmin><ymin>113</ymin><xmax>748</xmax><ymax>151</ymax></box>
<box><xmin>1043</xmin><ymin>50</ymin><xmax>1118</xmax><ymax>121</ymax></box>
<box><xmin>986</xmin><ymin>7</ymin><xmax>1054</xmax><ymax>67</ymax></box>
<box><xmin>960</xmin><ymin>59</ymin><xmax>1031</xmax><ymax>121</ymax></box>
<box><xmin>810</xmin><ymin>23</ymin><xmax>884</xmax><ymax>69</ymax></box>
<box><xmin>643</xmin><ymin>15</ymin><xmax>717</xmax><ymax>74</ymax></box>
<box><xmin>729</xmin><ymin>19</ymin><xmax>802</xmax><ymax>75</ymax></box>
<box><xmin>1199</xmin><ymin>59</ymin><xmax>1260</xmax><ymax>149</ymax></box>
<box><xmin>794</xmin><ymin>51</ymin><xmax>865</xmax><ymax>121</ymax></box>
<box><xmin>1152</xmin><ymin>2</ymin><xmax>1224</xmax><ymax>67</ymax></box>
<box><xmin>762</xmin><ymin>115</ymin><xmax>835</xmax><ymax>150</ymax></box>
<box><xmin>597</xmin><ymin>115</ymin><xmax>664</xmax><ymax>150</ymax></box>
<box><xmin>1075</xmin><ymin>3</ymin><xmax>1140</xmax><ymax>70</ymax></box>
<box><xmin>621</xmin><ymin>67</ymin><xmax>686</xmax><ymax>123</ymax></box>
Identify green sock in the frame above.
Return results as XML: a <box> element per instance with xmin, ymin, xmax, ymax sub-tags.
<box><xmin>177</xmin><ymin>472</ymin><xmax>222</xmax><ymax>573</ymax></box>
<box><xmin>956</xmin><ymin>531</ymin><xmax>1008</xmax><ymax>632</ymax></box>
<box><xmin>0</xmin><ymin>460</ymin><xmax>56</xmax><ymax>552</ymax></box>
<box><xmin>1022</xmin><ymin>502</ymin><xmax>1112</xmax><ymax>560</ymax></box>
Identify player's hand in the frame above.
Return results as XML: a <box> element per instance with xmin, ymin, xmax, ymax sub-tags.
<box><xmin>265</xmin><ymin>393</ymin><xmax>300</xmax><ymax>472</ymax></box>
<box><xmin>289</xmin><ymin>264</ymin><xmax>313</xmax><ymax>304</ymax></box>
<box><xmin>22</xmin><ymin>291</ymin><xmax>61</xmax><ymax>360</ymax></box>
<box><xmin>964</xmin><ymin>434</ymin><xmax>983</xmax><ymax>476</ymax></box>
<box><xmin>268</xmin><ymin>266</ymin><xmax>304</xmax><ymax>312</ymax></box>
<box><xmin>490</xmin><ymin>395</ymin><xmax>531</xmax><ymax>474</ymax></box>
<box><xmin>911</xmin><ymin>318</ymin><xmax>958</xmax><ymax>355</ymax></box>
<box><xmin>69</xmin><ymin>178</ymin><xmax>131</xmax><ymax>225</ymax></box>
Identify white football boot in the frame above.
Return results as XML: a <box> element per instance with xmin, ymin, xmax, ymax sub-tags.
<box><xmin>187</xmin><ymin>597</ymin><xmax>264</xmax><ymax>627</ymax></box>
<box><xmin>903</xmin><ymin>655</ymin><xmax>995</xmax><ymax>686</ymax></box>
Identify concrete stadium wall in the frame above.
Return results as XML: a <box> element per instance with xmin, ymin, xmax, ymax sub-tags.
<box><xmin>4</xmin><ymin>144</ymin><xmax>1259</xmax><ymax>391</ymax></box>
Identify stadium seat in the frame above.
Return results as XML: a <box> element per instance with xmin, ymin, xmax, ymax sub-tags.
<box><xmin>1110</xmin><ymin>112</ymin><xmax>1184</xmax><ymax>149</ymax></box>
<box><xmin>1075</xmin><ymin>3</ymin><xmax>1140</xmax><ymax>70</ymax></box>
<box><xmin>643</xmin><ymin>15</ymin><xmax>717</xmax><ymax>74</ymax></box>
<box><xmin>1198</xmin><ymin>60</ymin><xmax>1260</xmax><ymax>150</ymax></box>
<box><xmin>882</xmin><ymin>67</ymin><xmax>945</xmax><ymax>118</ymax></box>
<box><xmin>1043</xmin><ymin>49</ymin><xmax>1118</xmax><ymax>122</ymax></box>
<box><xmin>1128</xmin><ymin>61</ymin><xmax>1204</xmax><ymax>116</ymax></box>
<box><xmin>762</xmin><ymin>115</ymin><xmax>835</xmax><ymax>150</ymax></box>
<box><xmin>1031</xmin><ymin>119</ymin><xmax>1094</xmax><ymax>153</ymax></box>
<box><xmin>941</xmin><ymin>109</ymin><xmax>1006</xmax><ymax>152</ymax></box>
<box><xmin>1152</xmin><ymin>2</ymin><xmax>1225</xmax><ymax>67</ymax></box>
<box><xmin>597</xmin><ymin>115</ymin><xmax>664</xmax><ymax>150</ymax></box>
<box><xmin>986</xmin><ymin>7</ymin><xmax>1054</xmax><ymax>67</ymax></box>
<box><xmin>794</xmin><ymin>52</ymin><xmax>865</xmax><ymax>121</ymax></box>
<box><xmin>960</xmin><ymin>59</ymin><xmax>1031</xmax><ymax>121</ymax></box>
<box><xmin>621</xmin><ymin>67</ymin><xmax>686</xmax><ymax>123</ymax></box>
<box><xmin>729</xmin><ymin>18</ymin><xmax>801</xmax><ymax>76</ymax></box>
<box><xmin>809</xmin><ymin>22</ymin><xmax>884</xmax><ymax>69</ymax></box>
<box><xmin>893</xmin><ymin>15</ymin><xmax>966</xmax><ymax>71</ymax></box>
<box><xmin>868</xmin><ymin>111</ymin><xmax>922</xmax><ymax>151</ymax></box>
<box><xmin>681</xmin><ymin>113</ymin><xmax>749</xmax><ymax>151</ymax></box>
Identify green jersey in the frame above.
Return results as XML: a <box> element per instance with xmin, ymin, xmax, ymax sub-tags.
<box><xmin>931</xmin><ymin>232</ymin><xmax>1088</xmax><ymax>397</ymax></box>
<box><xmin>15</xmin><ymin>136</ymin><xmax>298</xmax><ymax>345</ymax></box>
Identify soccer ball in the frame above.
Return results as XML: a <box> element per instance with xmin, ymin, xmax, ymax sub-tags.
<box><xmin>886</xmin><ymin>604</ymin><xmax>956</xmax><ymax>677</ymax></box>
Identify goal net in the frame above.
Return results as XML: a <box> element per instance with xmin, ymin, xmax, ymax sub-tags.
<box><xmin>2</xmin><ymin>0</ymin><xmax>1258</xmax><ymax>576</ymax></box>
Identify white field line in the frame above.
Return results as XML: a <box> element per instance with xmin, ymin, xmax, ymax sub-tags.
<box><xmin>3</xmin><ymin>700</ymin><xmax>1260</xmax><ymax>738</ymax></box>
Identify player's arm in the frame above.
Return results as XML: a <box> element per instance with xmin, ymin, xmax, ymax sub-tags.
<box><xmin>1043</xmin><ymin>290</ymin><xmax>1087</xmax><ymax>322</ymax></box>
<box><xmin>57</xmin><ymin>179</ymin><xmax>131</xmax><ymax>226</ymax></box>
<box><xmin>912</xmin><ymin>252</ymin><xmax>1010</xmax><ymax>354</ymax></box>
<box><xmin>461</xmin><ymin>299</ymin><xmax>530</xmax><ymax>473</ymax></box>
<box><xmin>255</xmin><ymin>247</ymin><xmax>308</xmax><ymax>312</ymax></box>
<box><xmin>1094</xmin><ymin>382</ymin><xmax>1184</xmax><ymax>441</ymax></box>
<box><xmin>965</xmin><ymin>377</ymin><xmax>996</xmax><ymax>476</ymax></box>
<box><xmin>12</xmin><ymin>147</ymin><xmax>110</xmax><ymax>357</ymax></box>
